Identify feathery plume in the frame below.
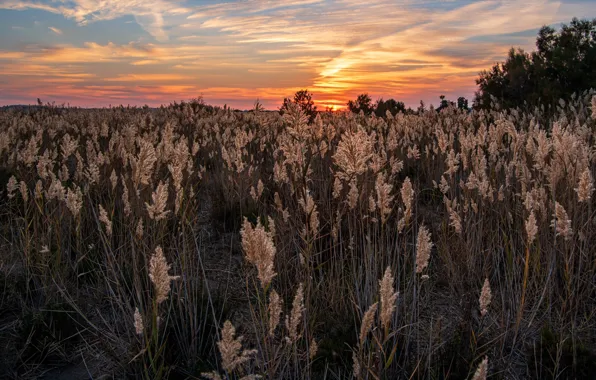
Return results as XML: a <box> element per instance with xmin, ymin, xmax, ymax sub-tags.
<box><xmin>217</xmin><ymin>320</ymin><xmax>257</xmax><ymax>373</ymax></box>
<box><xmin>333</xmin><ymin>128</ymin><xmax>374</xmax><ymax>180</ymax></box>
<box><xmin>241</xmin><ymin>218</ymin><xmax>277</xmax><ymax>289</ymax></box>
<box><xmin>268</xmin><ymin>289</ymin><xmax>283</xmax><ymax>337</ymax></box>
<box><xmin>19</xmin><ymin>181</ymin><xmax>28</xmax><ymax>203</ymax></box>
<box><xmin>134</xmin><ymin>307</ymin><xmax>144</xmax><ymax>335</ymax></box>
<box><xmin>146</xmin><ymin>180</ymin><xmax>170</xmax><ymax>221</ymax></box>
<box><xmin>34</xmin><ymin>180</ymin><xmax>43</xmax><ymax>199</ymax></box>
<box><xmin>132</xmin><ymin>139</ymin><xmax>157</xmax><ymax>188</ymax></box>
<box><xmin>471</xmin><ymin>356</ymin><xmax>488</xmax><ymax>380</ymax></box>
<box><xmin>551</xmin><ymin>202</ymin><xmax>572</xmax><ymax>240</ymax></box>
<box><xmin>375</xmin><ymin>172</ymin><xmax>394</xmax><ymax>224</ymax></box>
<box><xmin>352</xmin><ymin>351</ymin><xmax>361</xmax><ymax>379</ymax></box>
<box><xmin>6</xmin><ymin>176</ymin><xmax>17</xmax><ymax>199</ymax></box>
<box><xmin>591</xmin><ymin>95</ymin><xmax>596</xmax><ymax>119</ymax></box>
<box><xmin>479</xmin><ymin>278</ymin><xmax>492</xmax><ymax>317</ymax></box>
<box><xmin>65</xmin><ymin>186</ymin><xmax>83</xmax><ymax>217</ymax></box>
<box><xmin>415</xmin><ymin>225</ymin><xmax>433</xmax><ymax>273</ymax></box>
<box><xmin>347</xmin><ymin>179</ymin><xmax>359</xmax><ymax>210</ymax></box>
<box><xmin>299</xmin><ymin>190</ymin><xmax>320</xmax><ymax>238</ymax></box>
<box><xmin>525</xmin><ymin>212</ymin><xmax>538</xmax><ymax>245</ymax></box>
<box><xmin>135</xmin><ymin>219</ymin><xmax>144</xmax><ymax>239</ymax></box>
<box><xmin>110</xmin><ymin>169</ymin><xmax>118</xmax><ymax>190</ymax></box>
<box><xmin>399</xmin><ymin>177</ymin><xmax>414</xmax><ymax>230</ymax></box>
<box><xmin>309</xmin><ymin>338</ymin><xmax>318</xmax><ymax>360</ymax></box>
<box><xmin>285</xmin><ymin>283</ymin><xmax>305</xmax><ymax>344</ymax></box>
<box><xmin>575</xmin><ymin>168</ymin><xmax>594</xmax><ymax>202</ymax></box>
<box><xmin>122</xmin><ymin>176</ymin><xmax>131</xmax><ymax>216</ymax></box>
<box><xmin>379</xmin><ymin>267</ymin><xmax>398</xmax><ymax>330</ymax></box>
<box><xmin>359</xmin><ymin>302</ymin><xmax>378</xmax><ymax>345</ymax></box>
<box><xmin>98</xmin><ymin>204</ymin><xmax>112</xmax><ymax>237</ymax></box>
<box><xmin>149</xmin><ymin>246</ymin><xmax>180</xmax><ymax>304</ymax></box>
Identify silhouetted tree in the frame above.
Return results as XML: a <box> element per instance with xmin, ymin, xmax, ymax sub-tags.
<box><xmin>281</xmin><ymin>89</ymin><xmax>318</xmax><ymax>122</ymax></box>
<box><xmin>436</xmin><ymin>95</ymin><xmax>455</xmax><ymax>112</ymax></box>
<box><xmin>347</xmin><ymin>93</ymin><xmax>375</xmax><ymax>115</ymax></box>
<box><xmin>475</xmin><ymin>17</ymin><xmax>596</xmax><ymax>112</ymax></box>
<box><xmin>457</xmin><ymin>97</ymin><xmax>469</xmax><ymax>111</ymax></box>
<box><xmin>374</xmin><ymin>98</ymin><xmax>407</xmax><ymax>117</ymax></box>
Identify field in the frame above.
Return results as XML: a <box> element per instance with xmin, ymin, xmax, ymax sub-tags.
<box><xmin>1</xmin><ymin>93</ymin><xmax>596</xmax><ymax>379</ymax></box>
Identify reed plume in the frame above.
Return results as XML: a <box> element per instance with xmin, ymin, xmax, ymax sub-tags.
<box><xmin>216</xmin><ymin>320</ymin><xmax>257</xmax><ymax>373</ymax></box>
<box><xmin>285</xmin><ymin>283</ymin><xmax>305</xmax><ymax>344</ymax></box>
<box><xmin>479</xmin><ymin>278</ymin><xmax>492</xmax><ymax>317</ymax></box>
<box><xmin>359</xmin><ymin>302</ymin><xmax>378</xmax><ymax>345</ymax></box>
<box><xmin>471</xmin><ymin>356</ymin><xmax>488</xmax><ymax>380</ymax></box>
<box><xmin>551</xmin><ymin>202</ymin><xmax>572</xmax><ymax>240</ymax></box>
<box><xmin>268</xmin><ymin>289</ymin><xmax>282</xmax><ymax>337</ymax></box>
<box><xmin>379</xmin><ymin>266</ymin><xmax>398</xmax><ymax>331</ymax></box>
<box><xmin>149</xmin><ymin>246</ymin><xmax>179</xmax><ymax>305</ymax></box>
<box><xmin>415</xmin><ymin>225</ymin><xmax>433</xmax><ymax>273</ymax></box>
<box><xmin>146</xmin><ymin>180</ymin><xmax>170</xmax><ymax>221</ymax></box>
<box><xmin>240</xmin><ymin>218</ymin><xmax>276</xmax><ymax>289</ymax></box>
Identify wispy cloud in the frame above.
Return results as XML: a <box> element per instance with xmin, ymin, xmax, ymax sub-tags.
<box><xmin>1</xmin><ymin>0</ymin><xmax>596</xmax><ymax>108</ymax></box>
<box><xmin>48</xmin><ymin>26</ymin><xmax>62</xmax><ymax>35</ymax></box>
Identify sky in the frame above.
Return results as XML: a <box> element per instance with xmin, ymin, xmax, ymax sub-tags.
<box><xmin>0</xmin><ymin>0</ymin><xmax>595</xmax><ymax>110</ymax></box>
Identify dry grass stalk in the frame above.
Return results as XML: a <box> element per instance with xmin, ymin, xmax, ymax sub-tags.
<box><xmin>268</xmin><ymin>289</ymin><xmax>283</xmax><ymax>337</ymax></box>
<box><xmin>379</xmin><ymin>266</ymin><xmax>398</xmax><ymax>331</ymax></box>
<box><xmin>132</xmin><ymin>139</ymin><xmax>157</xmax><ymax>189</ymax></box>
<box><xmin>146</xmin><ymin>180</ymin><xmax>170</xmax><ymax>221</ymax></box>
<box><xmin>479</xmin><ymin>278</ymin><xmax>492</xmax><ymax>317</ymax></box>
<box><xmin>333</xmin><ymin>128</ymin><xmax>374</xmax><ymax>180</ymax></box>
<box><xmin>415</xmin><ymin>225</ymin><xmax>433</xmax><ymax>273</ymax></box>
<box><xmin>149</xmin><ymin>246</ymin><xmax>180</xmax><ymax>305</ymax></box>
<box><xmin>309</xmin><ymin>338</ymin><xmax>318</xmax><ymax>360</ymax></box>
<box><xmin>240</xmin><ymin>218</ymin><xmax>276</xmax><ymax>289</ymax></box>
<box><xmin>525</xmin><ymin>212</ymin><xmax>538</xmax><ymax>245</ymax></box>
<box><xmin>6</xmin><ymin>176</ymin><xmax>17</xmax><ymax>198</ymax></box>
<box><xmin>217</xmin><ymin>320</ymin><xmax>257</xmax><ymax>373</ymax></box>
<box><xmin>285</xmin><ymin>283</ymin><xmax>305</xmax><ymax>344</ymax></box>
<box><xmin>134</xmin><ymin>307</ymin><xmax>144</xmax><ymax>335</ymax></box>
<box><xmin>359</xmin><ymin>302</ymin><xmax>378</xmax><ymax>346</ymax></box>
<box><xmin>98</xmin><ymin>204</ymin><xmax>112</xmax><ymax>237</ymax></box>
<box><xmin>551</xmin><ymin>202</ymin><xmax>572</xmax><ymax>240</ymax></box>
<box><xmin>576</xmin><ymin>168</ymin><xmax>594</xmax><ymax>202</ymax></box>
<box><xmin>471</xmin><ymin>356</ymin><xmax>488</xmax><ymax>380</ymax></box>
<box><xmin>65</xmin><ymin>186</ymin><xmax>83</xmax><ymax>217</ymax></box>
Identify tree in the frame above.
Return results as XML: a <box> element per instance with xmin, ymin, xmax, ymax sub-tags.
<box><xmin>281</xmin><ymin>89</ymin><xmax>318</xmax><ymax>122</ymax></box>
<box><xmin>457</xmin><ymin>97</ymin><xmax>469</xmax><ymax>111</ymax></box>
<box><xmin>436</xmin><ymin>95</ymin><xmax>455</xmax><ymax>112</ymax></box>
<box><xmin>347</xmin><ymin>93</ymin><xmax>375</xmax><ymax>115</ymax></box>
<box><xmin>374</xmin><ymin>98</ymin><xmax>407</xmax><ymax>117</ymax></box>
<box><xmin>475</xmin><ymin>18</ymin><xmax>596</xmax><ymax>112</ymax></box>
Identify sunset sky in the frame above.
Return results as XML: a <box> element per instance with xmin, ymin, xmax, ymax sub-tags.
<box><xmin>1</xmin><ymin>0</ymin><xmax>595</xmax><ymax>110</ymax></box>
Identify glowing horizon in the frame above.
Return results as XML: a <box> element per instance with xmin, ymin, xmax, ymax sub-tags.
<box><xmin>1</xmin><ymin>0</ymin><xmax>594</xmax><ymax>110</ymax></box>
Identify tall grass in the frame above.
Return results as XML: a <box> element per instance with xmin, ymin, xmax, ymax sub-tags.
<box><xmin>1</xmin><ymin>93</ymin><xmax>595</xmax><ymax>379</ymax></box>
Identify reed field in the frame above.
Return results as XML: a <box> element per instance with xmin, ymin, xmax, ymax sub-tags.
<box><xmin>1</xmin><ymin>93</ymin><xmax>596</xmax><ymax>379</ymax></box>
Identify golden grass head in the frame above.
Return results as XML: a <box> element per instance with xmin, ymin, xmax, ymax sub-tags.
<box><xmin>379</xmin><ymin>266</ymin><xmax>398</xmax><ymax>330</ymax></box>
<box><xmin>285</xmin><ymin>283</ymin><xmax>305</xmax><ymax>344</ymax></box>
<box><xmin>240</xmin><ymin>218</ymin><xmax>277</xmax><ymax>289</ymax></box>
<box><xmin>268</xmin><ymin>289</ymin><xmax>283</xmax><ymax>337</ymax></box>
<box><xmin>551</xmin><ymin>202</ymin><xmax>572</xmax><ymax>241</ymax></box>
<box><xmin>472</xmin><ymin>356</ymin><xmax>488</xmax><ymax>380</ymax></box>
<box><xmin>359</xmin><ymin>302</ymin><xmax>378</xmax><ymax>346</ymax></box>
<box><xmin>149</xmin><ymin>246</ymin><xmax>180</xmax><ymax>305</ymax></box>
<box><xmin>217</xmin><ymin>320</ymin><xmax>257</xmax><ymax>373</ymax></box>
<box><xmin>415</xmin><ymin>225</ymin><xmax>433</xmax><ymax>273</ymax></box>
<box><xmin>479</xmin><ymin>278</ymin><xmax>492</xmax><ymax>317</ymax></box>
